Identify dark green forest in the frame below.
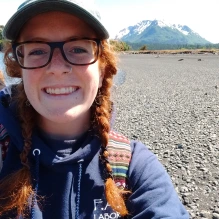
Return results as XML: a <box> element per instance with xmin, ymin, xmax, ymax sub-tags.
<box><xmin>110</xmin><ymin>40</ymin><xmax>219</xmax><ymax>51</ymax></box>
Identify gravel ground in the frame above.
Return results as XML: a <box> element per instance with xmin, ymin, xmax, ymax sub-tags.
<box><xmin>113</xmin><ymin>53</ymin><xmax>219</xmax><ymax>219</ymax></box>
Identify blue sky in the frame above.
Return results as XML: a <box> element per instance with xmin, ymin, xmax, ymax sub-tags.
<box><xmin>0</xmin><ymin>0</ymin><xmax>219</xmax><ymax>43</ymax></box>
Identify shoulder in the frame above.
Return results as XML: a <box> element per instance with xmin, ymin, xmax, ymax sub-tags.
<box><xmin>128</xmin><ymin>140</ymin><xmax>175</xmax><ymax>193</ymax></box>
<box><xmin>130</xmin><ymin>140</ymin><xmax>156</xmax><ymax>161</ymax></box>
<box><xmin>128</xmin><ymin>140</ymin><xmax>165</xmax><ymax>181</ymax></box>
<box><xmin>126</xmin><ymin>140</ymin><xmax>190</xmax><ymax>218</ymax></box>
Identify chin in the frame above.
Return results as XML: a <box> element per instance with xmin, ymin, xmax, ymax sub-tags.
<box><xmin>44</xmin><ymin>108</ymin><xmax>90</xmax><ymax>123</ymax></box>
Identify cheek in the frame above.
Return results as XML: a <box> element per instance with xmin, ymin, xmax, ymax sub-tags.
<box><xmin>81</xmin><ymin>64</ymin><xmax>103</xmax><ymax>88</ymax></box>
<box><xmin>22</xmin><ymin>70</ymin><xmax>33</xmax><ymax>84</ymax></box>
<box><xmin>22</xmin><ymin>69</ymin><xmax>41</xmax><ymax>86</ymax></box>
<box><xmin>22</xmin><ymin>70</ymin><xmax>39</xmax><ymax>99</ymax></box>
<box><xmin>22</xmin><ymin>71</ymin><xmax>31</xmax><ymax>91</ymax></box>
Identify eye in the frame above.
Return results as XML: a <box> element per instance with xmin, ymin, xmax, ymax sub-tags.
<box><xmin>71</xmin><ymin>47</ymin><xmax>87</xmax><ymax>54</ymax></box>
<box><xmin>29</xmin><ymin>49</ymin><xmax>47</xmax><ymax>56</ymax></box>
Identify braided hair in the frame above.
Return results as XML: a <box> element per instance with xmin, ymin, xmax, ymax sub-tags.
<box><xmin>0</xmin><ymin>40</ymin><xmax>129</xmax><ymax>217</ymax></box>
<box><xmin>91</xmin><ymin>41</ymin><xmax>130</xmax><ymax>216</ymax></box>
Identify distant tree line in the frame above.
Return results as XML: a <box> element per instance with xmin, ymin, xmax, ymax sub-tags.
<box><xmin>124</xmin><ymin>41</ymin><xmax>219</xmax><ymax>51</ymax></box>
<box><xmin>109</xmin><ymin>40</ymin><xmax>219</xmax><ymax>51</ymax></box>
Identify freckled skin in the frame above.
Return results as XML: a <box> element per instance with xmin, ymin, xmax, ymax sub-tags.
<box><xmin>19</xmin><ymin>11</ymin><xmax>104</xmax><ymax>138</ymax></box>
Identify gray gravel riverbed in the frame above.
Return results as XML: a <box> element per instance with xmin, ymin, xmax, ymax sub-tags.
<box><xmin>113</xmin><ymin>54</ymin><xmax>219</xmax><ymax>219</ymax></box>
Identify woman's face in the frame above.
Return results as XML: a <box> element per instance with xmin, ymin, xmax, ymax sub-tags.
<box><xmin>18</xmin><ymin>11</ymin><xmax>104</xmax><ymax>137</ymax></box>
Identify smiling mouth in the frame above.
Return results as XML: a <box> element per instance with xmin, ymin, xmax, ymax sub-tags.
<box><xmin>45</xmin><ymin>87</ymin><xmax>78</xmax><ymax>95</ymax></box>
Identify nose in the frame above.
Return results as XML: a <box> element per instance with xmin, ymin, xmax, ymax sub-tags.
<box><xmin>46</xmin><ymin>48</ymin><xmax>70</xmax><ymax>74</ymax></box>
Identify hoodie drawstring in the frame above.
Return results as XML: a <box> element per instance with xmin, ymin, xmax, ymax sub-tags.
<box><xmin>75</xmin><ymin>159</ymin><xmax>84</xmax><ymax>219</ymax></box>
<box><xmin>29</xmin><ymin>151</ymin><xmax>83</xmax><ymax>219</ymax></box>
<box><xmin>31</xmin><ymin>149</ymin><xmax>41</xmax><ymax>219</ymax></box>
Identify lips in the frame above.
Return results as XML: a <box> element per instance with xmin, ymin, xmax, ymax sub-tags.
<box><xmin>45</xmin><ymin>86</ymin><xmax>78</xmax><ymax>95</ymax></box>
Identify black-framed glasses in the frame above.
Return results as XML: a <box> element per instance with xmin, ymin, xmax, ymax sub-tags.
<box><xmin>12</xmin><ymin>38</ymin><xmax>101</xmax><ymax>69</ymax></box>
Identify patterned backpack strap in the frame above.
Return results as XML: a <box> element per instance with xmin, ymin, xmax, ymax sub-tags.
<box><xmin>107</xmin><ymin>130</ymin><xmax>132</xmax><ymax>189</ymax></box>
<box><xmin>0</xmin><ymin>124</ymin><xmax>10</xmax><ymax>171</ymax></box>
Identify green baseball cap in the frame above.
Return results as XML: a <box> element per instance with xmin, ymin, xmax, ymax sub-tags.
<box><xmin>3</xmin><ymin>0</ymin><xmax>109</xmax><ymax>40</ymax></box>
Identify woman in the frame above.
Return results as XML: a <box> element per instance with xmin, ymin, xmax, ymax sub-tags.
<box><xmin>0</xmin><ymin>0</ymin><xmax>189</xmax><ymax>218</ymax></box>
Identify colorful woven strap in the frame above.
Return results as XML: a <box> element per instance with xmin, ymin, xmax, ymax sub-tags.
<box><xmin>107</xmin><ymin>131</ymin><xmax>132</xmax><ymax>189</ymax></box>
<box><xmin>0</xmin><ymin>124</ymin><xmax>10</xmax><ymax>171</ymax></box>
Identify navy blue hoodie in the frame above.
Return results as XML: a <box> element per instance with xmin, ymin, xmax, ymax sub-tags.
<box><xmin>0</xmin><ymin>86</ymin><xmax>189</xmax><ymax>219</ymax></box>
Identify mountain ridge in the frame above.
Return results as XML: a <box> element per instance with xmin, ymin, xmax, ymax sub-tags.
<box><xmin>115</xmin><ymin>20</ymin><xmax>211</xmax><ymax>45</ymax></box>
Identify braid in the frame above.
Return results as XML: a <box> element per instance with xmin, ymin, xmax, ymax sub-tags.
<box><xmin>17</xmin><ymin>84</ymin><xmax>36</xmax><ymax>169</ymax></box>
<box><xmin>0</xmin><ymin>83</ymin><xmax>36</xmax><ymax>217</ymax></box>
<box><xmin>91</xmin><ymin>40</ymin><xmax>129</xmax><ymax>216</ymax></box>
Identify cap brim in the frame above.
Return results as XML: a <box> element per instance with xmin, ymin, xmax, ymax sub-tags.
<box><xmin>3</xmin><ymin>0</ymin><xmax>109</xmax><ymax>40</ymax></box>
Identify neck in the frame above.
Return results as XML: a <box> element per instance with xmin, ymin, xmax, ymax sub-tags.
<box><xmin>38</xmin><ymin>114</ymin><xmax>91</xmax><ymax>140</ymax></box>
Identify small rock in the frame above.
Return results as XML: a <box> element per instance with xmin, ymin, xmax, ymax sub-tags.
<box><xmin>176</xmin><ymin>144</ymin><xmax>183</xmax><ymax>149</ymax></box>
<box><xmin>213</xmin><ymin>213</ymin><xmax>219</xmax><ymax>219</ymax></box>
<box><xmin>199</xmin><ymin>210</ymin><xmax>210</xmax><ymax>217</ymax></box>
<box><xmin>190</xmin><ymin>212</ymin><xmax>196</xmax><ymax>218</ymax></box>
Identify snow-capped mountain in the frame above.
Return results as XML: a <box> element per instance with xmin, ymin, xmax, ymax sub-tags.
<box><xmin>115</xmin><ymin>20</ymin><xmax>210</xmax><ymax>45</ymax></box>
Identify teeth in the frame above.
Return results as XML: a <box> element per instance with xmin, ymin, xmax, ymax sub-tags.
<box><xmin>45</xmin><ymin>87</ymin><xmax>76</xmax><ymax>94</ymax></box>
